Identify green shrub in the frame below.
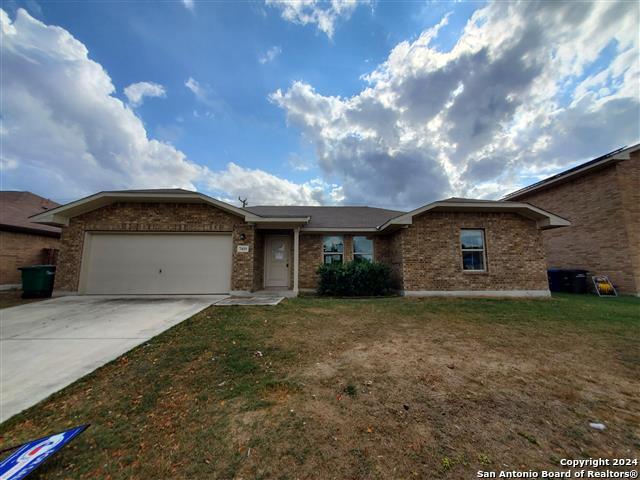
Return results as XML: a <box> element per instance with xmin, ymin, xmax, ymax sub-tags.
<box><xmin>316</xmin><ymin>260</ymin><xmax>392</xmax><ymax>296</ymax></box>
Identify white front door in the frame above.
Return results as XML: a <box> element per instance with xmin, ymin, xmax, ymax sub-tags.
<box><xmin>264</xmin><ymin>235</ymin><xmax>290</xmax><ymax>288</ymax></box>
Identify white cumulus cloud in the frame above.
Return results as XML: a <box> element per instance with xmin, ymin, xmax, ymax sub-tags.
<box><xmin>206</xmin><ymin>163</ymin><xmax>331</xmax><ymax>206</ymax></box>
<box><xmin>271</xmin><ymin>1</ymin><xmax>640</xmax><ymax>208</ymax></box>
<box><xmin>265</xmin><ymin>0</ymin><xmax>364</xmax><ymax>38</ymax></box>
<box><xmin>124</xmin><ymin>81</ymin><xmax>166</xmax><ymax>107</ymax></box>
<box><xmin>0</xmin><ymin>8</ymin><xmax>328</xmax><ymax>207</ymax></box>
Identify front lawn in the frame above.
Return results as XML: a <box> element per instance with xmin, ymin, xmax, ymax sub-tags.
<box><xmin>1</xmin><ymin>294</ymin><xmax>638</xmax><ymax>479</ymax></box>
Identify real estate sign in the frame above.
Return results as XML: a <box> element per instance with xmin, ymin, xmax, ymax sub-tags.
<box><xmin>0</xmin><ymin>425</ymin><xmax>88</xmax><ymax>480</ymax></box>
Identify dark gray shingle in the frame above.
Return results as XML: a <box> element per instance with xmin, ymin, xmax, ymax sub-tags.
<box><xmin>245</xmin><ymin>205</ymin><xmax>404</xmax><ymax>228</ymax></box>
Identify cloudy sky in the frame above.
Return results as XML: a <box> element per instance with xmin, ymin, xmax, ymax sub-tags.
<box><xmin>1</xmin><ymin>1</ymin><xmax>638</xmax><ymax>208</ymax></box>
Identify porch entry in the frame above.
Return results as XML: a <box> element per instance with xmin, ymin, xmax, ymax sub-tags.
<box><xmin>264</xmin><ymin>235</ymin><xmax>290</xmax><ymax>288</ymax></box>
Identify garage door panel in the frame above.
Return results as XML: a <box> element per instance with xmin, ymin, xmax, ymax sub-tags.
<box><xmin>82</xmin><ymin>233</ymin><xmax>232</xmax><ymax>294</ymax></box>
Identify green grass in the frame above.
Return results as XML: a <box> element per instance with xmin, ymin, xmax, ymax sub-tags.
<box><xmin>0</xmin><ymin>293</ymin><xmax>638</xmax><ymax>479</ymax></box>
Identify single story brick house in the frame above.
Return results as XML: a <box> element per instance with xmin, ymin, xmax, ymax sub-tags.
<box><xmin>505</xmin><ymin>143</ymin><xmax>639</xmax><ymax>295</ymax></box>
<box><xmin>1</xmin><ymin>191</ymin><xmax>61</xmax><ymax>290</ymax></box>
<box><xmin>30</xmin><ymin>189</ymin><xmax>569</xmax><ymax>297</ymax></box>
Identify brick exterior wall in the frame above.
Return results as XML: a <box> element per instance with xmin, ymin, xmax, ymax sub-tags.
<box><xmin>252</xmin><ymin>230</ymin><xmax>265</xmax><ymax>291</ymax></box>
<box><xmin>373</xmin><ymin>232</ymin><xmax>403</xmax><ymax>289</ymax></box>
<box><xmin>299</xmin><ymin>234</ymin><xmax>323</xmax><ymax>289</ymax></box>
<box><xmin>511</xmin><ymin>155</ymin><xmax>639</xmax><ymax>294</ymax></box>
<box><xmin>0</xmin><ymin>231</ymin><xmax>60</xmax><ymax>286</ymax></box>
<box><xmin>54</xmin><ymin>202</ymin><xmax>256</xmax><ymax>293</ymax></box>
<box><xmin>397</xmin><ymin>211</ymin><xmax>548</xmax><ymax>292</ymax></box>
<box><xmin>51</xmin><ymin>201</ymin><xmax>557</xmax><ymax>295</ymax></box>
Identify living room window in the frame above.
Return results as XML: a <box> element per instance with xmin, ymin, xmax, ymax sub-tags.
<box><xmin>460</xmin><ymin>229</ymin><xmax>486</xmax><ymax>271</ymax></box>
<box><xmin>323</xmin><ymin>235</ymin><xmax>344</xmax><ymax>264</ymax></box>
<box><xmin>353</xmin><ymin>236</ymin><xmax>373</xmax><ymax>262</ymax></box>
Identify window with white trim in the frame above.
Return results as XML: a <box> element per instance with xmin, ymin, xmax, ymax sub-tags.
<box><xmin>460</xmin><ymin>229</ymin><xmax>486</xmax><ymax>271</ymax></box>
<box><xmin>353</xmin><ymin>236</ymin><xmax>373</xmax><ymax>262</ymax></box>
<box><xmin>323</xmin><ymin>236</ymin><xmax>344</xmax><ymax>264</ymax></box>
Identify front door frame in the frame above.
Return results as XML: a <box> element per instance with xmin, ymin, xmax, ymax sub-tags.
<box><xmin>264</xmin><ymin>234</ymin><xmax>291</xmax><ymax>288</ymax></box>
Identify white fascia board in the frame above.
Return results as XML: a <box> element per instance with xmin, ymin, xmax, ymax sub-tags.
<box><xmin>253</xmin><ymin>217</ymin><xmax>310</xmax><ymax>224</ymax></box>
<box><xmin>523</xmin><ymin>204</ymin><xmax>571</xmax><ymax>229</ymax></box>
<box><xmin>301</xmin><ymin>227</ymin><xmax>378</xmax><ymax>233</ymax></box>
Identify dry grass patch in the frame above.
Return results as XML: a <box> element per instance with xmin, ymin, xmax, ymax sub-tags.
<box><xmin>1</xmin><ymin>294</ymin><xmax>638</xmax><ymax>479</ymax></box>
<box><xmin>0</xmin><ymin>290</ymin><xmax>44</xmax><ymax>309</ymax></box>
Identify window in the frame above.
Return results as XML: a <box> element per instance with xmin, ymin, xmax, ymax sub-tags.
<box><xmin>460</xmin><ymin>229</ymin><xmax>486</xmax><ymax>271</ymax></box>
<box><xmin>323</xmin><ymin>236</ymin><xmax>344</xmax><ymax>264</ymax></box>
<box><xmin>353</xmin><ymin>236</ymin><xmax>373</xmax><ymax>262</ymax></box>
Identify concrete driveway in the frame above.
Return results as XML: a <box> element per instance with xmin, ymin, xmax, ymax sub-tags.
<box><xmin>0</xmin><ymin>295</ymin><xmax>226</xmax><ymax>423</ymax></box>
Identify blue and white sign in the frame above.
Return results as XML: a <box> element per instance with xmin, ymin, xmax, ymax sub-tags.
<box><xmin>0</xmin><ymin>425</ymin><xmax>88</xmax><ymax>480</ymax></box>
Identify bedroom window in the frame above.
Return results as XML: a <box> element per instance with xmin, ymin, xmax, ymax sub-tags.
<box><xmin>353</xmin><ymin>236</ymin><xmax>373</xmax><ymax>262</ymax></box>
<box><xmin>460</xmin><ymin>229</ymin><xmax>486</xmax><ymax>271</ymax></box>
<box><xmin>323</xmin><ymin>235</ymin><xmax>344</xmax><ymax>264</ymax></box>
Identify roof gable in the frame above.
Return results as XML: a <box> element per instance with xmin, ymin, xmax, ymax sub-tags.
<box><xmin>29</xmin><ymin>189</ymin><xmax>266</xmax><ymax>226</ymax></box>
<box><xmin>378</xmin><ymin>198</ymin><xmax>570</xmax><ymax>231</ymax></box>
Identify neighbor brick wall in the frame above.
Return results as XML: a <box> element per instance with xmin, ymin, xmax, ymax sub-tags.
<box><xmin>398</xmin><ymin>211</ymin><xmax>548</xmax><ymax>292</ymax></box>
<box><xmin>0</xmin><ymin>231</ymin><xmax>60</xmax><ymax>286</ymax></box>
<box><xmin>55</xmin><ymin>202</ymin><xmax>256</xmax><ymax>293</ymax></box>
<box><xmin>616</xmin><ymin>153</ymin><xmax>640</xmax><ymax>293</ymax></box>
<box><xmin>513</xmin><ymin>157</ymin><xmax>639</xmax><ymax>294</ymax></box>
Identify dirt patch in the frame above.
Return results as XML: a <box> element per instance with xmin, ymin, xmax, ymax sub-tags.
<box><xmin>0</xmin><ymin>290</ymin><xmax>44</xmax><ymax>309</ymax></box>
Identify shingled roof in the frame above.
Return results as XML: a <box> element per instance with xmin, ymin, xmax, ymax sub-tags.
<box><xmin>1</xmin><ymin>191</ymin><xmax>61</xmax><ymax>237</ymax></box>
<box><xmin>245</xmin><ymin>205</ymin><xmax>404</xmax><ymax>229</ymax></box>
<box><xmin>505</xmin><ymin>143</ymin><xmax>640</xmax><ymax>200</ymax></box>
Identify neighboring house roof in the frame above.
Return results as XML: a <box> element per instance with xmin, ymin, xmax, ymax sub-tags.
<box><xmin>30</xmin><ymin>189</ymin><xmax>569</xmax><ymax>231</ymax></box>
<box><xmin>245</xmin><ymin>206</ymin><xmax>404</xmax><ymax>230</ymax></box>
<box><xmin>0</xmin><ymin>191</ymin><xmax>61</xmax><ymax>237</ymax></box>
<box><xmin>504</xmin><ymin>143</ymin><xmax>640</xmax><ymax>200</ymax></box>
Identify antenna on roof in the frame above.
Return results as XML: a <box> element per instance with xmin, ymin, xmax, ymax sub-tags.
<box><xmin>238</xmin><ymin>196</ymin><xmax>248</xmax><ymax>208</ymax></box>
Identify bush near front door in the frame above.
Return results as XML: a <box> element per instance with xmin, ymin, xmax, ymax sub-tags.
<box><xmin>317</xmin><ymin>260</ymin><xmax>392</xmax><ymax>296</ymax></box>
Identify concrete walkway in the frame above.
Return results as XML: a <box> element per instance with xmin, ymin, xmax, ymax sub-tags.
<box><xmin>0</xmin><ymin>295</ymin><xmax>225</xmax><ymax>423</ymax></box>
<box><xmin>214</xmin><ymin>296</ymin><xmax>285</xmax><ymax>306</ymax></box>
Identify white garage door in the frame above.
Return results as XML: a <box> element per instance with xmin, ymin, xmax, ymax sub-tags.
<box><xmin>81</xmin><ymin>233</ymin><xmax>232</xmax><ymax>294</ymax></box>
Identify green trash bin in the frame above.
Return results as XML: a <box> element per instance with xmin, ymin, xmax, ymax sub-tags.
<box><xmin>18</xmin><ymin>265</ymin><xmax>56</xmax><ymax>298</ymax></box>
